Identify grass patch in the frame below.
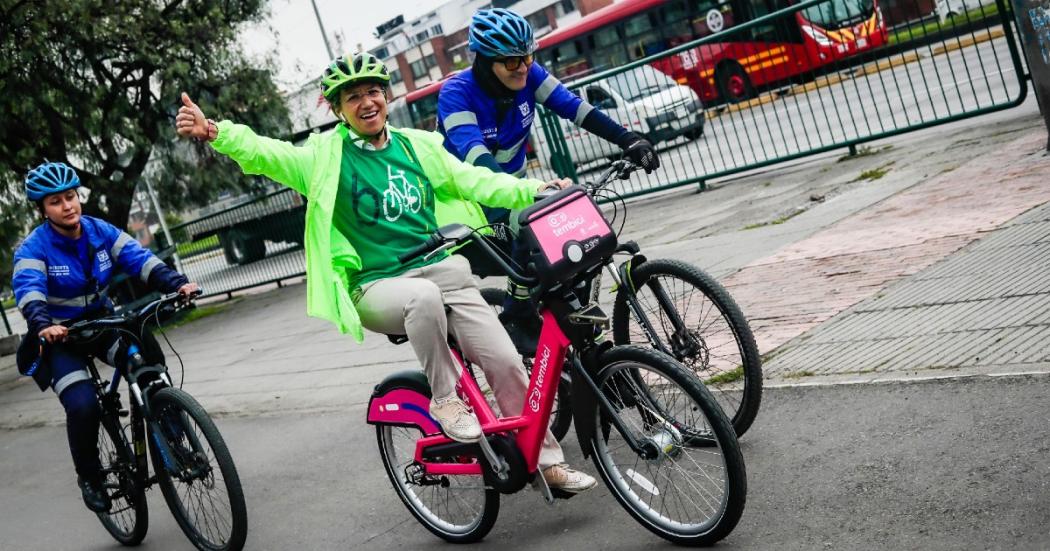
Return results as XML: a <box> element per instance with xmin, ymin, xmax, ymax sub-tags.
<box><xmin>837</xmin><ymin>144</ymin><xmax>893</xmax><ymax>162</ymax></box>
<box><xmin>158</xmin><ymin>302</ymin><xmax>230</xmax><ymax>331</ymax></box>
<box><xmin>783</xmin><ymin>370</ymin><xmax>817</xmax><ymax>379</ymax></box>
<box><xmin>742</xmin><ymin>208</ymin><xmax>806</xmax><ymax>230</ymax></box>
<box><xmin>704</xmin><ymin>366</ymin><xmax>745</xmax><ymax>386</ymax></box>
<box><xmin>853</xmin><ymin>163</ymin><xmax>894</xmax><ymax>182</ymax></box>
<box><xmin>887</xmin><ymin>3</ymin><xmax>1000</xmax><ymax>45</ymax></box>
<box><xmin>176</xmin><ymin>235</ymin><xmax>221</xmax><ymax>257</ymax></box>
<box><xmin>1</xmin><ymin>297</ymin><xmax>13</xmax><ymax>310</ymax></box>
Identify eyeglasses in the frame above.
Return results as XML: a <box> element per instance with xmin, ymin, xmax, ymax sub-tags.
<box><xmin>343</xmin><ymin>87</ymin><xmax>385</xmax><ymax>106</ymax></box>
<box><xmin>494</xmin><ymin>54</ymin><xmax>534</xmax><ymax>71</ymax></box>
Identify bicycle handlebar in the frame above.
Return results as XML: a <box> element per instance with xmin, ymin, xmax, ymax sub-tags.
<box><xmin>584</xmin><ymin>159</ymin><xmax>641</xmax><ymax>195</ymax></box>
<box><xmin>65</xmin><ymin>289</ymin><xmax>203</xmax><ymax>337</ymax></box>
<box><xmin>399</xmin><ymin>224</ymin><xmax>539</xmax><ymax>287</ymax></box>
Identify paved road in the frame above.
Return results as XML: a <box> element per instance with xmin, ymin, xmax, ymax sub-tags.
<box><xmin>3</xmin><ymin>374</ymin><xmax>1048</xmax><ymax>550</ymax></box>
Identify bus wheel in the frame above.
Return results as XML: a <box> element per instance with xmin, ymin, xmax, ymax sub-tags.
<box><xmin>715</xmin><ymin>63</ymin><xmax>753</xmax><ymax>104</ymax></box>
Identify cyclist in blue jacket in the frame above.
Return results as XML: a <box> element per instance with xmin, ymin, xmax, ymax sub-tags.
<box><xmin>438</xmin><ymin>8</ymin><xmax>659</xmax><ymax>351</ymax></box>
<box><xmin>11</xmin><ymin>161</ymin><xmax>198</xmax><ymax>513</ymax></box>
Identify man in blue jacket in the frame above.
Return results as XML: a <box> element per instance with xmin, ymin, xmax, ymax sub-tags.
<box><xmin>12</xmin><ymin>161</ymin><xmax>197</xmax><ymax>512</ymax></box>
<box><xmin>438</xmin><ymin>8</ymin><xmax>659</xmax><ymax>351</ymax></box>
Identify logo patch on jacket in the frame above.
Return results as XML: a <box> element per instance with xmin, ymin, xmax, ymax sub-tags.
<box><xmin>96</xmin><ymin>250</ymin><xmax>112</xmax><ymax>272</ymax></box>
<box><xmin>48</xmin><ymin>265</ymin><xmax>70</xmax><ymax>277</ymax></box>
<box><xmin>518</xmin><ymin>102</ymin><xmax>530</xmax><ymax>116</ymax></box>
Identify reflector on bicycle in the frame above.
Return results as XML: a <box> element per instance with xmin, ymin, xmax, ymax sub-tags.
<box><xmin>518</xmin><ymin>186</ymin><xmax>617</xmax><ymax>287</ymax></box>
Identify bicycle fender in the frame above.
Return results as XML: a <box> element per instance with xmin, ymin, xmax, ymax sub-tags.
<box><xmin>619</xmin><ymin>254</ymin><xmax>648</xmax><ymax>293</ymax></box>
<box><xmin>367</xmin><ymin>370</ymin><xmax>442</xmax><ymax>435</ymax></box>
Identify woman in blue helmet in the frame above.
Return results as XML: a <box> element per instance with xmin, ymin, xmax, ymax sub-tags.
<box><xmin>437</xmin><ymin>8</ymin><xmax>660</xmax><ymax>352</ymax></box>
<box><xmin>12</xmin><ymin>161</ymin><xmax>198</xmax><ymax>513</ymax></box>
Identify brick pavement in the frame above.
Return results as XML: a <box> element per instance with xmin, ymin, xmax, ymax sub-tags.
<box><xmin>719</xmin><ymin>129</ymin><xmax>1050</xmax><ymax>371</ymax></box>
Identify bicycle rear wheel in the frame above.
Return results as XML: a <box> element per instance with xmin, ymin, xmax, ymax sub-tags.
<box><xmin>97</xmin><ymin>414</ymin><xmax>148</xmax><ymax>546</ymax></box>
<box><xmin>481</xmin><ymin>287</ymin><xmax>573</xmax><ymax>441</ymax></box>
<box><xmin>149</xmin><ymin>388</ymin><xmax>247</xmax><ymax>551</ymax></box>
<box><xmin>612</xmin><ymin>258</ymin><xmax>763</xmax><ymax>437</ymax></box>
<box><xmin>376</xmin><ymin>424</ymin><xmax>499</xmax><ymax>543</ymax></box>
<box><xmin>587</xmin><ymin>346</ymin><xmax>747</xmax><ymax>546</ymax></box>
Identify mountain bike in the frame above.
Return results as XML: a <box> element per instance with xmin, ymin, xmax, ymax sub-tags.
<box><xmin>368</xmin><ymin>187</ymin><xmax>746</xmax><ymax>546</ymax></box>
<box><xmin>483</xmin><ymin>160</ymin><xmax>763</xmax><ymax>439</ymax></box>
<box><xmin>60</xmin><ymin>291</ymin><xmax>247</xmax><ymax>550</ymax></box>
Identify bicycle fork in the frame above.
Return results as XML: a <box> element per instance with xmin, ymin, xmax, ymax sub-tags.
<box><xmin>606</xmin><ymin>258</ymin><xmax>691</xmax><ymax>359</ymax></box>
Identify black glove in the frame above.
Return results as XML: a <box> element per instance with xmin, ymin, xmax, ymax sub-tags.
<box><xmin>617</xmin><ymin>132</ymin><xmax>660</xmax><ymax>173</ymax></box>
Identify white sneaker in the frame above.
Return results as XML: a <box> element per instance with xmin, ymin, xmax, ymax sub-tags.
<box><xmin>430</xmin><ymin>396</ymin><xmax>482</xmax><ymax>442</ymax></box>
<box><xmin>542</xmin><ymin>463</ymin><xmax>598</xmax><ymax>493</ymax></box>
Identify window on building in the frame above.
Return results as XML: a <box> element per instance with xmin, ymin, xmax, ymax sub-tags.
<box><xmin>430</xmin><ymin>24</ymin><xmax>443</xmax><ymax>35</ymax></box>
<box><xmin>415</xmin><ymin>30</ymin><xmax>429</xmax><ymax>43</ymax></box>
<box><xmin>373</xmin><ymin>46</ymin><xmax>389</xmax><ymax>60</ymax></box>
<box><xmin>389</xmin><ymin>68</ymin><xmax>403</xmax><ymax>84</ymax></box>
<box><xmin>527</xmin><ymin>11</ymin><xmax>549</xmax><ymax>30</ymax></box>
<box><xmin>410</xmin><ymin>59</ymin><xmax>427</xmax><ymax>79</ymax></box>
<box><xmin>556</xmin><ymin>0</ymin><xmax>576</xmax><ymax>16</ymax></box>
<box><xmin>423</xmin><ymin>54</ymin><xmax>437</xmax><ymax>69</ymax></box>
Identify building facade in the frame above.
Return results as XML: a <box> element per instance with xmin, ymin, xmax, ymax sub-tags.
<box><xmin>372</xmin><ymin>0</ymin><xmax>615</xmax><ymax>97</ymax></box>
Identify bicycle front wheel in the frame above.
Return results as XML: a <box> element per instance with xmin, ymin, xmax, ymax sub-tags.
<box><xmin>612</xmin><ymin>258</ymin><xmax>763</xmax><ymax>437</ymax></box>
<box><xmin>97</xmin><ymin>414</ymin><xmax>148</xmax><ymax>546</ymax></box>
<box><xmin>149</xmin><ymin>388</ymin><xmax>247</xmax><ymax>551</ymax></box>
<box><xmin>377</xmin><ymin>424</ymin><xmax>499</xmax><ymax>543</ymax></box>
<box><xmin>587</xmin><ymin>346</ymin><xmax>747</xmax><ymax>546</ymax></box>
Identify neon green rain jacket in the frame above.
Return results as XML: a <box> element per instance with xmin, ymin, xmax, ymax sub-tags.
<box><xmin>210</xmin><ymin>121</ymin><xmax>544</xmax><ymax>342</ymax></box>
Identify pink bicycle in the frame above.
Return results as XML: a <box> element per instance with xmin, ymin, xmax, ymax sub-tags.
<box><xmin>367</xmin><ymin>187</ymin><xmax>746</xmax><ymax>546</ymax></box>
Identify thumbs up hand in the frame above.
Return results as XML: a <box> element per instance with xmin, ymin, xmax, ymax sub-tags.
<box><xmin>175</xmin><ymin>92</ymin><xmax>217</xmax><ymax>142</ymax></box>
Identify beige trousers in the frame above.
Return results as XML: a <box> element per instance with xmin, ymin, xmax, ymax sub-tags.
<box><xmin>355</xmin><ymin>254</ymin><xmax>564</xmax><ymax>467</ymax></box>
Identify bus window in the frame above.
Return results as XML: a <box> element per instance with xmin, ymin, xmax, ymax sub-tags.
<box><xmin>588</xmin><ymin>26</ymin><xmax>628</xmax><ymax>72</ymax></box>
<box><xmin>551</xmin><ymin>39</ymin><xmax>591</xmax><ymax>78</ymax></box>
<box><xmin>802</xmin><ymin>0</ymin><xmax>875</xmax><ymax>29</ymax></box>
<box><xmin>662</xmin><ymin>1</ymin><xmax>694</xmax><ymax>46</ymax></box>
<box><xmin>744</xmin><ymin>0</ymin><xmax>781</xmax><ymax>42</ymax></box>
<box><xmin>624</xmin><ymin>12</ymin><xmax>665</xmax><ymax>60</ymax></box>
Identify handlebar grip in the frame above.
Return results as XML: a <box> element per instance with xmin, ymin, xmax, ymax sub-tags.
<box><xmin>398</xmin><ymin>235</ymin><xmax>442</xmax><ymax>265</ymax></box>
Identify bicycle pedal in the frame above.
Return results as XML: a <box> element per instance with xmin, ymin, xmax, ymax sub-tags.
<box><xmin>550</xmin><ymin>488</ymin><xmax>577</xmax><ymax>500</ymax></box>
<box><xmin>118</xmin><ymin>408</ymin><xmax>130</xmax><ymax>418</ymax></box>
<box><xmin>531</xmin><ymin>473</ymin><xmax>556</xmax><ymax>506</ymax></box>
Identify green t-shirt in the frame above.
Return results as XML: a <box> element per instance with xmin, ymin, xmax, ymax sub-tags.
<box><xmin>334</xmin><ymin>133</ymin><xmax>445</xmax><ymax>288</ymax></box>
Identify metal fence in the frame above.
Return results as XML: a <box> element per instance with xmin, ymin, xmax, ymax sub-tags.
<box><xmin>168</xmin><ymin>0</ymin><xmax>1030</xmax><ymax>298</ymax></box>
<box><xmin>168</xmin><ymin>188</ymin><xmax>307</xmax><ymax>298</ymax></box>
<box><xmin>537</xmin><ymin>0</ymin><xmax>1028</xmax><ymax>195</ymax></box>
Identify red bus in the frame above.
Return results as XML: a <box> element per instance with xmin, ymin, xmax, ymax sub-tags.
<box><xmin>389</xmin><ymin>0</ymin><xmax>886</xmax><ymax>127</ymax></box>
<box><xmin>536</xmin><ymin>0</ymin><xmax>886</xmax><ymax>103</ymax></box>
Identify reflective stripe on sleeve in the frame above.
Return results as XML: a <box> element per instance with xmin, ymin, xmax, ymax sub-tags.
<box><xmin>465</xmin><ymin>144</ymin><xmax>490</xmax><ymax>165</ymax></box>
<box><xmin>13</xmin><ymin>259</ymin><xmax>46</xmax><ymax>275</ymax></box>
<box><xmin>139</xmin><ymin>257</ymin><xmax>163</xmax><ymax>283</ymax></box>
<box><xmin>110</xmin><ymin>231</ymin><xmax>134</xmax><ymax>260</ymax></box>
<box><xmin>494</xmin><ymin>136</ymin><xmax>528</xmax><ymax>163</ymax></box>
<box><xmin>534</xmin><ymin>75</ymin><xmax>559</xmax><ymax>104</ymax></box>
<box><xmin>574</xmin><ymin>102</ymin><xmax>595</xmax><ymax>126</ymax></box>
<box><xmin>443</xmin><ymin>111</ymin><xmax>479</xmax><ymax>129</ymax></box>
<box><xmin>17</xmin><ymin>291</ymin><xmax>47</xmax><ymax>310</ymax></box>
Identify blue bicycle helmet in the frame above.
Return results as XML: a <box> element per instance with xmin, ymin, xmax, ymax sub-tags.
<box><xmin>468</xmin><ymin>8</ymin><xmax>537</xmax><ymax>58</ymax></box>
<box><xmin>25</xmin><ymin>161</ymin><xmax>80</xmax><ymax>201</ymax></box>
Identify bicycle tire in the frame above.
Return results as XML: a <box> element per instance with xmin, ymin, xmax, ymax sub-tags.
<box><xmin>377</xmin><ymin>424</ymin><xmax>500</xmax><ymax>543</ymax></box>
<box><xmin>586</xmin><ymin>346</ymin><xmax>747</xmax><ymax>546</ymax></box>
<box><xmin>480</xmin><ymin>287</ymin><xmax>573</xmax><ymax>441</ymax></box>
<box><xmin>97</xmin><ymin>414</ymin><xmax>149</xmax><ymax>546</ymax></box>
<box><xmin>612</xmin><ymin>258</ymin><xmax>763</xmax><ymax>437</ymax></box>
<box><xmin>149</xmin><ymin>388</ymin><xmax>247</xmax><ymax>551</ymax></box>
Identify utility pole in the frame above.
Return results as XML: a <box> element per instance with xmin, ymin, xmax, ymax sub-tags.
<box><xmin>310</xmin><ymin>0</ymin><xmax>336</xmax><ymax>60</ymax></box>
<box><xmin>144</xmin><ymin>179</ymin><xmax>183</xmax><ymax>273</ymax></box>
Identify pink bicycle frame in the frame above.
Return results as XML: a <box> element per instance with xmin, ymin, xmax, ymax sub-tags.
<box><xmin>367</xmin><ymin>308</ymin><xmax>570</xmax><ymax>476</ymax></box>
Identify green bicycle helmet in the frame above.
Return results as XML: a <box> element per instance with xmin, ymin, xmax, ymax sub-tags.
<box><xmin>321</xmin><ymin>52</ymin><xmax>391</xmax><ymax>101</ymax></box>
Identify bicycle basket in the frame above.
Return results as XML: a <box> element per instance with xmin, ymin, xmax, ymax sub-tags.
<box><xmin>517</xmin><ymin>186</ymin><xmax>617</xmax><ymax>288</ymax></box>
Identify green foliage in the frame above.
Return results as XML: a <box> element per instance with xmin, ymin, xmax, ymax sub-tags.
<box><xmin>0</xmin><ymin>0</ymin><xmax>289</xmax><ymax>269</ymax></box>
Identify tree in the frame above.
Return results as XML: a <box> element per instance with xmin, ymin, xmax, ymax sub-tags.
<box><xmin>0</xmin><ymin>0</ymin><xmax>290</xmax><ymax>264</ymax></box>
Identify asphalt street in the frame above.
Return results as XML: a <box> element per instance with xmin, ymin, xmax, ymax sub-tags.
<box><xmin>2</xmin><ymin>374</ymin><xmax>1048</xmax><ymax>550</ymax></box>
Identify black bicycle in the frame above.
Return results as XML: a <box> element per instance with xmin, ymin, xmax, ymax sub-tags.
<box><xmin>483</xmin><ymin>160</ymin><xmax>763</xmax><ymax>440</ymax></box>
<box><xmin>64</xmin><ymin>291</ymin><xmax>247</xmax><ymax>551</ymax></box>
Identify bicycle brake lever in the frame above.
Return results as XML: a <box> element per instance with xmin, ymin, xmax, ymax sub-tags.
<box><xmin>423</xmin><ymin>241</ymin><xmax>458</xmax><ymax>262</ymax></box>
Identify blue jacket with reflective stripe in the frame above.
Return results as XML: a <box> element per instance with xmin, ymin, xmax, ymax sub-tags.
<box><xmin>12</xmin><ymin>215</ymin><xmax>186</xmax><ymax>336</ymax></box>
<box><xmin>437</xmin><ymin>63</ymin><xmax>591</xmax><ymax>174</ymax></box>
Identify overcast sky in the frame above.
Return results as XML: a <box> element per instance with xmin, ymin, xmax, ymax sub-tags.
<box><xmin>242</xmin><ymin>0</ymin><xmax>449</xmax><ymax>91</ymax></box>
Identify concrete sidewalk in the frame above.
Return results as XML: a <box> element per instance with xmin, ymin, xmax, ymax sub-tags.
<box><xmin>1</xmin><ymin>99</ymin><xmax>1047</xmax><ymax>430</ymax></box>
